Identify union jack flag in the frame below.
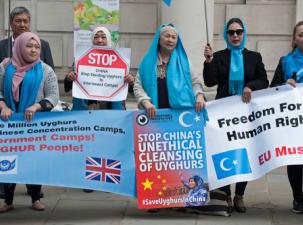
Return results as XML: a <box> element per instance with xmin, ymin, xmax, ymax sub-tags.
<box><xmin>85</xmin><ymin>157</ymin><xmax>121</xmax><ymax>184</ymax></box>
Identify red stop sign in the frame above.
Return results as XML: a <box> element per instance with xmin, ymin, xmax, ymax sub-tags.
<box><xmin>76</xmin><ymin>47</ymin><xmax>129</xmax><ymax>99</ymax></box>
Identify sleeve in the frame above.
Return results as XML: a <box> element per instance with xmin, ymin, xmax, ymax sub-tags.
<box><xmin>0</xmin><ymin>63</ymin><xmax>5</xmax><ymax>100</ymax></box>
<box><xmin>270</xmin><ymin>57</ymin><xmax>285</xmax><ymax>87</ymax></box>
<box><xmin>245</xmin><ymin>52</ymin><xmax>269</xmax><ymax>91</ymax></box>
<box><xmin>188</xmin><ymin>60</ymin><xmax>204</xmax><ymax>96</ymax></box>
<box><xmin>64</xmin><ymin>62</ymin><xmax>75</xmax><ymax>93</ymax></box>
<box><xmin>203</xmin><ymin>53</ymin><xmax>219</xmax><ymax>87</ymax></box>
<box><xmin>40</xmin><ymin>64</ymin><xmax>59</xmax><ymax>110</ymax></box>
<box><xmin>133</xmin><ymin>71</ymin><xmax>151</xmax><ymax>108</ymax></box>
<box><xmin>43</xmin><ymin>41</ymin><xmax>55</xmax><ymax>70</ymax></box>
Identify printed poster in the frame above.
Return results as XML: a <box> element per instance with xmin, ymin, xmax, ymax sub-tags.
<box><xmin>73</xmin><ymin>0</ymin><xmax>119</xmax><ymax>55</ymax></box>
<box><xmin>134</xmin><ymin>109</ymin><xmax>208</xmax><ymax>209</ymax></box>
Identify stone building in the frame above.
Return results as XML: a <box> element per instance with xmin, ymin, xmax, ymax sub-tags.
<box><xmin>0</xmin><ymin>0</ymin><xmax>302</xmax><ymax>101</ymax></box>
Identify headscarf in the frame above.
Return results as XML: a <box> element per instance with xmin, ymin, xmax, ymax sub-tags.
<box><xmin>138</xmin><ymin>23</ymin><xmax>195</xmax><ymax>108</ymax></box>
<box><xmin>186</xmin><ymin>175</ymin><xmax>207</xmax><ymax>206</ymax></box>
<box><xmin>3</xmin><ymin>32</ymin><xmax>43</xmax><ymax>112</ymax></box>
<box><xmin>282</xmin><ymin>48</ymin><xmax>303</xmax><ymax>82</ymax></box>
<box><xmin>223</xmin><ymin>19</ymin><xmax>247</xmax><ymax>95</ymax></box>
<box><xmin>91</xmin><ymin>26</ymin><xmax>112</xmax><ymax>47</ymax></box>
<box><xmin>11</xmin><ymin>32</ymin><xmax>41</xmax><ymax>101</ymax></box>
<box><xmin>189</xmin><ymin>175</ymin><xmax>204</xmax><ymax>192</ymax></box>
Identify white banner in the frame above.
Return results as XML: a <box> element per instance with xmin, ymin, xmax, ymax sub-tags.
<box><xmin>205</xmin><ymin>84</ymin><xmax>303</xmax><ymax>190</ymax></box>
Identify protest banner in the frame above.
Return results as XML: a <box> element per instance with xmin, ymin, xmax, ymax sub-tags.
<box><xmin>0</xmin><ymin>110</ymin><xmax>136</xmax><ymax>197</ymax></box>
<box><xmin>205</xmin><ymin>84</ymin><xmax>303</xmax><ymax>190</ymax></box>
<box><xmin>73</xmin><ymin>47</ymin><xmax>130</xmax><ymax>101</ymax></box>
<box><xmin>134</xmin><ymin>109</ymin><xmax>208</xmax><ymax>209</ymax></box>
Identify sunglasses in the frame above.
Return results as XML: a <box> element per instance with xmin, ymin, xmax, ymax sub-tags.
<box><xmin>226</xmin><ymin>29</ymin><xmax>244</xmax><ymax>36</ymax></box>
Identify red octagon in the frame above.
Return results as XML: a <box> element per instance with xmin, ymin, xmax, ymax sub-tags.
<box><xmin>76</xmin><ymin>47</ymin><xmax>128</xmax><ymax>99</ymax></box>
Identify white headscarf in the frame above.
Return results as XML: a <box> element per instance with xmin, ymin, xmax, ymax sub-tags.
<box><xmin>91</xmin><ymin>26</ymin><xmax>112</xmax><ymax>47</ymax></box>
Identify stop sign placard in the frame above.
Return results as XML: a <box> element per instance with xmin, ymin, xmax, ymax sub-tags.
<box><xmin>74</xmin><ymin>47</ymin><xmax>129</xmax><ymax>100</ymax></box>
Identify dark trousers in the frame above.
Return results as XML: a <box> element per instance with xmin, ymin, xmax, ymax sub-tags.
<box><xmin>219</xmin><ymin>182</ymin><xmax>248</xmax><ymax>196</ymax></box>
<box><xmin>0</xmin><ymin>183</ymin><xmax>32</xmax><ymax>195</ymax></box>
<box><xmin>287</xmin><ymin>165</ymin><xmax>303</xmax><ymax>199</ymax></box>
<box><xmin>0</xmin><ymin>183</ymin><xmax>4</xmax><ymax>194</ymax></box>
<box><xmin>3</xmin><ymin>183</ymin><xmax>41</xmax><ymax>205</ymax></box>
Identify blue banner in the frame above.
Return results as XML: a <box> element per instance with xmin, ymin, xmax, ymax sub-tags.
<box><xmin>0</xmin><ymin>110</ymin><xmax>136</xmax><ymax>197</ymax></box>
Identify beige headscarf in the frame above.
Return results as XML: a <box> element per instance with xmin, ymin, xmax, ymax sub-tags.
<box><xmin>91</xmin><ymin>26</ymin><xmax>112</xmax><ymax>47</ymax></box>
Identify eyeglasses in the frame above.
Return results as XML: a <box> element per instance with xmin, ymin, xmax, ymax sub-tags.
<box><xmin>226</xmin><ymin>29</ymin><xmax>244</xmax><ymax>36</ymax></box>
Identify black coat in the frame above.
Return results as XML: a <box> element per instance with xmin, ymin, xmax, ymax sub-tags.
<box><xmin>270</xmin><ymin>57</ymin><xmax>286</xmax><ymax>87</ymax></box>
<box><xmin>203</xmin><ymin>48</ymin><xmax>268</xmax><ymax>99</ymax></box>
<box><xmin>0</xmin><ymin>37</ymin><xmax>54</xmax><ymax>70</ymax></box>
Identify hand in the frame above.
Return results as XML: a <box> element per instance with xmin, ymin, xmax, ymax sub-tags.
<box><xmin>88</xmin><ymin>103</ymin><xmax>97</xmax><ymax>110</ymax></box>
<box><xmin>143</xmin><ymin>100</ymin><xmax>156</xmax><ymax>118</ymax></box>
<box><xmin>25</xmin><ymin>103</ymin><xmax>41</xmax><ymax>121</ymax></box>
<box><xmin>0</xmin><ymin>106</ymin><xmax>13</xmax><ymax>121</ymax></box>
<box><xmin>242</xmin><ymin>87</ymin><xmax>252</xmax><ymax>103</ymax></box>
<box><xmin>195</xmin><ymin>93</ymin><xmax>205</xmax><ymax>112</ymax></box>
<box><xmin>287</xmin><ymin>78</ymin><xmax>296</xmax><ymax>87</ymax></box>
<box><xmin>204</xmin><ymin>44</ymin><xmax>213</xmax><ymax>63</ymax></box>
<box><xmin>124</xmin><ymin>74</ymin><xmax>135</xmax><ymax>85</ymax></box>
<box><xmin>66</xmin><ymin>71</ymin><xmax>76</xmax><ymax>81</ymax></box>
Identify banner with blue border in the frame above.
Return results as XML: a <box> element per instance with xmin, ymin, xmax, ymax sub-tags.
<box><xmin>0</xmin><ymin>110</ymin><xmax>136</xmax><ymax>197</ymax></box>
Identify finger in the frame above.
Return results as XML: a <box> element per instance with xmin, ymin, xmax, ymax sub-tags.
<box><xmin>151</xmin><ymin>108</ymin><xmax>156</xmax><ymax>118</ymax></box>
<box><xmin>25</xmin><ymin>111</ymin><xmax>33</xmax><ymax>121</ymax></box>
<box><xmin>242</xmin><ymin>94</ymin><xmax>246</xmax><ymax>103</ymax></box>
<box><xmin>247</xmin><ymin>93</ymin><xmax>251</xmax><ymax>102</ymax></box>
<box><xmin>147</xmin><ymin>108</ymin><xmax>152</xmax><ymax>118</ymax></box>
<box><xmin>196</xmin><ymin>102</ymin><xmax>201</xmax><ymax>112</ymax></box>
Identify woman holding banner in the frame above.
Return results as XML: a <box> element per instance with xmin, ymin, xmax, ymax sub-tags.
<box><xmin>0</xmin><ymin>32</ymin><xmax>59</xmax><ymax>212</ymax></box>
<box><xmin>203</xmin><ymin>18</ymin><xmax>268</xmax><ymax>213</ymax></box>
<box><xmin>64</xmin><ymin>26</ymin><xmax>134</xmax><ymax>193</ymax></box>
<box><xmin>134</xmin><ymin>23</ymin><xmax>205</xmax><ymax>118</ymax></box>
<box><xmin>270</xmin><ymin>21</ymin><xmax>303</xmax><ymax>214</ymax></box>
<box><xmin>64</xmin><ymin>26</ymin><xmax>134</xmax><ymax>111</ymax></box>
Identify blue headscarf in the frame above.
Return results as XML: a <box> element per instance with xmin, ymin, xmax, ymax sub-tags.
<box><xmin>190</xmin><ymin>175</ymin><xmax>204</xmax><ymax>192</ymax></box>
<box><xmin>282</xmin><ymin>48</ymin><xmax>303</xmax><ymax>82</ymax></box>
<box><xmin>138</xmin><ymin>24</ymin><xmax>195</xmax><ymax>108</ymax></box>
<box><xmin>3</xmin><ymin>62</ymin><xmax>43</xmax><ymax>112</ymax></box>
<box><xmin>224</xmin><ymin>19</ymin><xmax>247</xmax><ymax>95</ymax></box>
<box><xmin>186</xmin><ymin>175</ymin><xmax>208</xmax><ymax>206</ymax></box>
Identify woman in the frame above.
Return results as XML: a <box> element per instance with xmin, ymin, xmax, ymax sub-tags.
<box><xmin>65</xmin><ymin>26</ymin><xmax>134</xmax><ymax>193</ymax></box>
<box><xmin>0</xmin><ymin>32</ymin><xmax>59</xmax><ymax>212</ymax></box>
<box><xmin>203</xmin><ymin>18</ymin><xmax>268</xmax><ymax>213</ymax></box>
<box><xmin>182</xmin><ymin>175</ymin><xmax>208</xmax><ymax>207</ymax></box>
<box><xmin>270</xmin><ymin>21</ymin><xmax>303</xmax><ymax>214</ymax></box>
<box><xmin>64</xmin><ymin>26</ymin><xmax>134</xmax><ymax>111</ymax></box>
<box><xmin>134</xmin><ymin>24</ymin><xmax>205</xmax><ymax>117</ymax></box>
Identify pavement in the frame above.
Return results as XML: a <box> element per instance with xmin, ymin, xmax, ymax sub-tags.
<box><xmin>0</xmin><ymin>167</ymin><xmax>302</xmax><ymax>225</ymax></box>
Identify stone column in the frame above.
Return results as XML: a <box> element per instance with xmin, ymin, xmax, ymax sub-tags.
<box><xmin>297</xmin><ymin>0</ymin><xmax>303</xmax><ymax>22</ymax></box>
<box><xmin>161</xmin><ymin>0</ymin><xmax>214</xmax><ymax>74</ymax></box>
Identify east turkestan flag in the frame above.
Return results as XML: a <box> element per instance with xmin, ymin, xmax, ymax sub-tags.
<box><xmin>162</xmin><ymin>0</ymin><xmax>172</xmax><ymax>6</ymax></box>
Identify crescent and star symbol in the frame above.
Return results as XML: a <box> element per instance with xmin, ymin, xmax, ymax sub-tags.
<box><xmin>219</xmin><ymin>158</ymin><xmax>238</xmax><ymax>171</ymax></box>
<box><xmin>179</xmin><ymin>111</ymin><xmax>201</xmax><ymax>127</ymax></box>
